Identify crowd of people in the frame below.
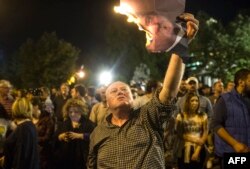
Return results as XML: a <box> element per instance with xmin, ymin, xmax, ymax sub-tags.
<box><xmin>0</xmin><ymin>11</ymin><xmax>249</xmax><ymax>169</ymax></box>
<box><xmin>0</xmin><ymin>68</ymin><xmax>249</xmax><ymax>169</ymax></box>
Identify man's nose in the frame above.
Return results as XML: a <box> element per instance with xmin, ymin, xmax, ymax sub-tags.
<box><xmin>117</xmin><ymin>89</ymin><xmax>125</xmax><ymax>95</ymax></box>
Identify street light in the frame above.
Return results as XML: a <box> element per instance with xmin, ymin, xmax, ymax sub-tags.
<box><xmin>67</xmin><ymin>65</ymin><xmax>85</xmax><ymax>85</ymax></box>
<box><xmin>76</xmin><ymin>65</ymin><xmax>85</xmax><ymax>79</ymax></box>
<box><xmin>99</xmin><ymin>71</ymin><xmax>112</xmax><ymax>86</ymax></box>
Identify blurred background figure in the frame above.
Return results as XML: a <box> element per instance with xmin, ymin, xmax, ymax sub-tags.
<box><xmin>31</xmin><ymin>97</ymin><xmax>54</xmax><ymax>169</ymax></box>
<box><xmin>209</xmin><ymin>81</ymin><xmax>224</xmax><ymax>105</ymax></box>
<box><xmin>86</xmin><ymin>86</ymin><xmax>99</xmax><ymax>110</ymax></box>
<box><xmin>70</xmin><ymin>84</ymin><xmax>89</xmax><ymax>118</ymax></box>
<box><xmin>0</xmin><ymin>80</ymin><xmax>14</xmax><ymax>120</ymax></box>
<box><xmin>177</xmin><ymin>78</ymin><xmax>188</xmax><ymax>99</ymax></box>
<box><xmin>133</xmin><ymin>79</ymin><xmax>161</xmax><ymax>110</ymax></box>
<box><xmin>89</xmin><ymin>86</ymin><xmax>108</xmax><ymax>125</ymax></box>
<box><xmin>40</xmin><ymin>87</ymin><xmax>54</xmax><ymax>115</ymax></box>
<box><xmin>53</xmin><ymin>83</ymin><xmax>71</xmax><ymax>130</ymax></box>
<box><xmin>224</xmin><ymin>81</ymin><xmax>235</xmax><ymax>93</ymax></box>
<box><xmin>0</xmin><ymin>80</ymin><xmax>15</xmax><ymax>157</ymax></box>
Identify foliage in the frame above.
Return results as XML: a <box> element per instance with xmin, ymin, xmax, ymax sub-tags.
<box><xmin>9</xmin><ymin>32</ymin><xmax>80</xmax><ymax>88</ymax></box>
<box><xmin>189</xmin><ymin>11</ymin><xmax>250</xmax><ymax>82</ymax></box>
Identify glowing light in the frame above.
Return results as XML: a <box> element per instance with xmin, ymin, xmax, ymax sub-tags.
<box><xmin>114</xmin><ymin>3</ymin><xmax>153</xmax><ymax>47</ymax></box>
<box><xmin>77</xmin><ymin>70</ymin><xmax>85</xmax><ymax>78</ymax></box>
<box><xmin>99</xmin><ymin>71</ymin><xmax>112</xmax><ymax>86</ymax></box>
<box><xmin>114</xmin><ymin>4</ymin><xmax>139</xmax><ymax>24</ymax></box>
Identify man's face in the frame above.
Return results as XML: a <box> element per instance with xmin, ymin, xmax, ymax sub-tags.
<box><xmin>214</xmin><ymin>82</ymin><xmax>224</xmax><ymax>94</ymax></box>
<box><xmin>226</xmin><ymin>82</ymin><xmax>235</xmax><ymax>92</ymax></box>
<box><xmin>137</xmin><ymin>14</ymin><xmax>177</xmax><ymax>52</ymax></box>
<box><xmin>179</xmin><ymin>80</ymin><xmax>187</xmax><ymax>92</ymax></box>
<box><xmin>187</xmin><ymin>81</ymin><xmax>198</xmax><ymax>93</ymax></box>
<box><xmin>106</xmin><ymin>82</ymin><xmax>133</xmax><ymax>109</ymax></box>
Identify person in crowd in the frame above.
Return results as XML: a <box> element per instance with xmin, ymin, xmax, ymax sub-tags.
<box><xmin>54</xmin><ymin>98</ymin><xmax>95</xmax><ymax>169</ymax></box>
<box><xmin>15</xmin><ymin>89</ymin><xmax>27</xmax><ymax>100</ymax></box>
<box><xmin>86</xmin><ymin>86</ymin><xmax>99</xmax><ymax>110</ymax></box>
<box><xmin>40</xmin><ymin>87</ymin><xmax>54</xmax><ymax>115</ymax></box>
<box><xmin>50</xmin><ymin>87</ymin><xmax>58</xmax><ymax>101</ymax></box>
<box><xmin>176</xmin><ymin>77</ymin><xmax>213</xmax><ymax>120</ymax></box>
<box><xmin>31</xmin><ymin>97</ymin><xmax>54</xmax><ymax>169</ymax></box>
<box><xmin>200</xmin><ymin>84</ymin><xmax>211</xmax><ymax>97</ymax></box>
<box><xmin>53</xmin><ymin>83</ymin><xmax>71</xmax><ymax>129</ymax></box>
<box><xmin>70</xmin><ymin>84</ymin><xmax>89</xmax><ymax>118</ymax></box>
<box><xmin>209</xmin><ymin>81</ymin><xmax>224</xmax><ymax>105</ymax></box>
<box><xmin>177</xmin><ymin>78</ymin><xmax>188</xmax><ymax>99</ymax></box>
<box><xmin>26</xmin><ymin>89</ymin><xmax>34</xmax><ymax>101</ymax></box>
<box><xmin>31</xmin><ymin>97</ymin><xmax>41</xmax><ymax>125</ymax></box>
<box><xmin>89</xmin><ymin>86</ymin><xmax>108</xmax><ymax>125</ymax></box>
<box><xmin>175</xmin><ymin>93</ymin><xmax>208</xmax><ymax>169</ymax></box>
<box><xmin>0</xmin><ymin>80</ymin><xmax>14</xmax><ymax>120</ymax></box>
<box><xmin>224</xmin><ymin>80</ymin><xmax>235</xmax><ymax>93</ymax></box>
<box><xmin>0</xmin><ymin>98</ymin><xmax>39</xmax><ymax>169</ymax></box>
<box><xmin>176</xmin><ymin>76</ymin><xmax>214</xmax><ymax>168</ymax></box>
<box><xmin>212</xmin><ymin>68</ymin><xmax>250</xmax><ymax>169</ymax></box>
<box><xmin>133</xmin><ymin>79</ymin><xmax>162</xmax><ymax>110</ymax></box>
<box><xmin>0</xmin><ymin>80</ymin><xmax>15</xmax><ymax>157</ymax></box>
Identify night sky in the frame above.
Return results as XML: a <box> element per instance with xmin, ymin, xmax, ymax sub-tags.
<box><xmin>0</xmin><ymin>0</ymin><xmax>249</xmax><ymax>58</ymax></box>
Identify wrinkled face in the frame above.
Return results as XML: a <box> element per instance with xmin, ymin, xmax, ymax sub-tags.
<box><xmin>68</xmin><ymin>106</ymin><xmax>82</xmax><ymax>122</ymax></box>
<box><xmin>137</xmin><ymin>14</ymin><xmax>177</xmax><ymax>52</ymax></box>
<box><xmin>106</xmin><ymin>82</ymin><xmax>133</xmax><ymax>109</ymax></box>
<box><xmin>190</xmin><ymin>96</ymin><xmax>199</xmax><ymax>112</ymax></box>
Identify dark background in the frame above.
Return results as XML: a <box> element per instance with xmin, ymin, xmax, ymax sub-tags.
<box><xmin>0</xmin><ymin>0</ymin><xmax>249</xmax><ymax>57</ymax></box>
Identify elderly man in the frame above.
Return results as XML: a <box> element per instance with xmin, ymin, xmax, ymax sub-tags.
<box><xmin>87</xmin><ymin>11</ymin><xmax>199</xmax><ymax>168</ymax></box>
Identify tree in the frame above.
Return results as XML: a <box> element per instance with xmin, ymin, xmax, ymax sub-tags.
<box><xmin>188</xmin><ymin>11</ymin><xmax>250</xmax><ymax>82</ymax></box>
<box><xmin>9</xmin><ymin>32</ymin><xmax>80</xmax><ymax>88</ymax></box>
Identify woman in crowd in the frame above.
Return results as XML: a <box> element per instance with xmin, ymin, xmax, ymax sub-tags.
<box><xmin>175</xmin><ymin>93</ymin><xmax>208</xmax><ymax>169</ymax></box>
<box><xmin>0</xmin><ymin>98</ymin><xmax>39</xmax><ymax>169</ymax></box>
<box><xmin>31</xmin><ymin>97</ymin><xmax>54</xmax><ymax>169</ymax></box>
<box><xmin>53</xmin><ymin>98</ymin><xmax>95</xmax><ymax>169</ymax></box>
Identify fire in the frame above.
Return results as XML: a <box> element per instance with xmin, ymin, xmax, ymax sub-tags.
<box><xmin>114</xmin><ymin>4</ymin><xmax>153</xmax><ymax>46</ymax></box>
<box><xmin>114</xmin><ymin>4</ymin><xmax>138</xmax><ymax>24</ymax></box>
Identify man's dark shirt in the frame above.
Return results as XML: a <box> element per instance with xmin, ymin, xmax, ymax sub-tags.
<box><xmin>88</xmin><ymin>91</ymin><xmax>175</xmax><ymax>169</ymax></box>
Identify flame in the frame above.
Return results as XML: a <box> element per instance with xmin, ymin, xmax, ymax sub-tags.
<box><xmin>114</xmin><ymin>3</ymin><xmax>153</xmax><ymax>46</ymax></box>
<box><xmin>114</xmin><ymin>4</ymin><xmax>139</xmax><ymax>24</ymax></box>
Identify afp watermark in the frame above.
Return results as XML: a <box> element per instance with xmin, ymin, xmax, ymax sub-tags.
<box><xmin>224</xmin><ymin>153</ymin><xmax>250</xmax><ymax>169</ymax></box>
